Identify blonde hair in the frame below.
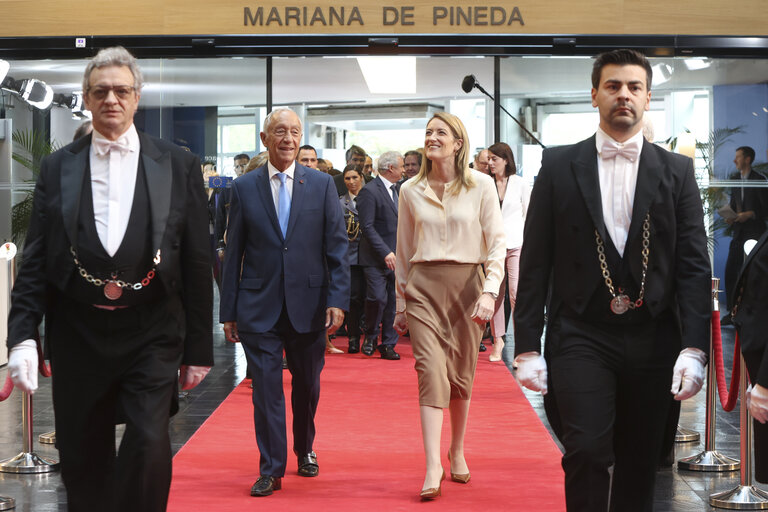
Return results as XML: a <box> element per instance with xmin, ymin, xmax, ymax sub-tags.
<box><xmin>413</xmin><ymin>112</ymin><xmax>474</xmax><ymax>192</ymax></box>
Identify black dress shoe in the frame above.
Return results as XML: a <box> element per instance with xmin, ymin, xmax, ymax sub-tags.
<box><xmin>297</xmin><ymin>452</ymin><xmax>319</xmax><ymax>477</ymax></box>
<box><xmin>348</xmin><ymin>338</ymin><xmax>360</xmax><ymax>354</ymax></box>
<box><xmin>479</xmin><ymin>342</ymin><xmax>487</xmax><ymax>352</ymax></box>
<box><xmin>361</xmin><ymin>339</ymin><xmax>375</xmax><ymax>356</ymax></box>
<box><xmin>380</xmin><ymin>345</ymin><xmax>401</xmax><ymax>360</ymax></box>
<box><xmin>251</xmin><ymin>476</ymin><xmax>281</xmax><ymax>496</ymax></box>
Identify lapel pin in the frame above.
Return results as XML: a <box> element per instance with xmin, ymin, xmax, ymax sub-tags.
<box><xmin>299</xmin><ymin>179</ymin><xmax>305</xmax><ymax>184</ymax></box>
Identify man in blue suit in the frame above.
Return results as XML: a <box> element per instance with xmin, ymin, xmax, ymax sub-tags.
<box><xmin>220</xmin><ymin>108</ymin><xmax>350</xmax><ymax>497</ymax></box>
<box><xmin>356</xmin><ymin>151</ymin><xmax>403</xmax><ymax>360</ymax></box>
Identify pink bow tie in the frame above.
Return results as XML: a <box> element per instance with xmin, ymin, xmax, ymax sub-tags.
<box><xmin>601</xmin><ymin>141</ymin><xmax>640</xmax><ymax>162</ymax></box>
<box><xmin>93</xmin><ymin>137</ymin><xmax>131</xmax><ymax>156</ymax></box>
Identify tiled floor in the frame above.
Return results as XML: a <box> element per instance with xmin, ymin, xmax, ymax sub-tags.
<box><xmin>0</xmin><ymin>301</ymin><xmax>760</xmax><ymax>511</ymax></box>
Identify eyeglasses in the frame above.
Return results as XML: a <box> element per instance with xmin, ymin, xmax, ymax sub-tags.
<box><xmin>87</xmin><ymin>85</ymin><xmax>137</xmax><ymax>100</ymax></box>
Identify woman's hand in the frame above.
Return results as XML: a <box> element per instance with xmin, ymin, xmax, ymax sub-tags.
<box><xmin>394</xmin><ymin>312</ymin><xmax>409</xmax><ymax>335</ymax></box>
<box><xmin>470</xmin><ymin>292</ymin><xmax>496</xmax><ymax>326</ymax></box>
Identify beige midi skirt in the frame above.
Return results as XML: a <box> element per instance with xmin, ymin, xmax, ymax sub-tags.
<box><xmin>405</xmin><ymin>262</ymin><xmax>484</xmax><ymax>408</ymax></box>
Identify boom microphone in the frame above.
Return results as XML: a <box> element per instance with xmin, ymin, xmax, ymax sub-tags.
<box><xmin>460</xmin><ymin>73</ymin><xmax>546</xmax><ymax>148</ymax></box>
<box><xmin>461</xmin><ymin>75</ymin><xmax>477</xmax><ymax>94</ymax></box>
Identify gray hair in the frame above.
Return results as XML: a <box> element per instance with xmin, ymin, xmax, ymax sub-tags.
<box><xmin>262</xmin><ymin>107</ymin><xmax>302</xmax><ymax>134</ymax></box>
<box><xmin>82</xmin><ymin>46</ymin><xmax>144</xmax><ymax>93</ymax></box>
<box><xmin>377</xmin><ymin>151</ymin><xmax>402</xmax><ymax>172</ymax></box>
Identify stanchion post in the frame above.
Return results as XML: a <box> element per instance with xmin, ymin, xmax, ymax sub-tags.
<box><xmin>709</xmin><ymin>353</ymin><xmax>768</xmax><ymax>509</ymax></box>
<box><xmin>0</xmin><ymin>245</ymin><xmax>17</xmax><ymax>507</ymax></box>
<box><xmin>0</xmin><ymin>243</ymin><xmax>58</xmax><ymax>474</ymax></box>
<box><xmin>678</xmin><ymin>277</ymin><xmax>740</xmax><ymax>472</ymax></box>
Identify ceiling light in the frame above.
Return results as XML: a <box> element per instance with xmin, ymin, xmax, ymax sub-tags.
<box><xmin>683</xmin><ymin>58</ymin><xmax>710</xmax><ymax>71</ymax></box>
<box><xmin>356</xmin><ymin>57</ymin><xmax>416</xmax><ymax>94</ymax></box>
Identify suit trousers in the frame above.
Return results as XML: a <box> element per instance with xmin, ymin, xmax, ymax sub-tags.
<box><xmin>347</xmin><ymin>264</ymin><xmax>366</xmax><ymax>339</ymax></box>
<box><xmin>240</xmin><ymin>306</ymin><xmax>326</xmax><ymax>478</ymax></box>
<box><xmin>49</xmin><ymin>296</ymin><xmax>183</xmax><ymax>512</ymax></box>
<box><xmin>363</xmin><ymin>266</ymin><xmax>398</xmax><ymax>347</ymax></box>
<box><xmin>725</xmin><ymin>235</ymin><xmax>750</xmax><ymax>311</ymax></box>
<box><xmin>547</xmin><ymin>311</ymin><xmax>679</xmax><ymax>512</ymax></box>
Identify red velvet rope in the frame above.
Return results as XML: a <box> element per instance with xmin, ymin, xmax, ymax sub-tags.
<box><xmin>36</xmin><ymin>337</ymin><xmax>52</xmax><ymax>378</ymax></box>
<box><xmin>0</xmin><ymin>375</ymin><xmax>14</xmax><ymax>401</ymax></box>
<box><xmin>711</xmin><ymin>311</ymin><xmax>740</xmax><ymax>412</ymax></box>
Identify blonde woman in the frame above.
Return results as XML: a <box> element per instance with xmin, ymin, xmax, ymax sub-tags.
<box><xmin>394</xmin><ymin>112</ymin><xmax>506</xmax><ymax>500</ymax></box>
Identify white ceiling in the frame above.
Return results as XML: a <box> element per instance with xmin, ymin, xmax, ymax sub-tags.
<box><xmin>5</xmin><ymin>55</ymin><xmax>768</xmax><ymax>119</ymax></box>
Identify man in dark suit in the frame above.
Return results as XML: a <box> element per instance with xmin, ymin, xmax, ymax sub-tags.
<box><xmin>333</xmin><ymin>145</ymin><xmax>372</xmax><ymax>196</ymax></box>
<box><xmin>732</xmin><ymin>231</ymin><xmax>768</xmax><ymax>484</ymax></box>
<box><xmin>220</xmin><ymin>108</ymin><xmax>349</xmax><ymax>497</ymax></box>
<box><xmin>214</xmin><ymin>153</ymin><xmax>250</xmax><ymax>262</ymax></box>
<box><xmin>723</xmin><ymin>146</ymin><xmax>767</xmax><ymax>318</ymax></box>
<box><xmin>6</xmin><ymin>46</ymin><xmax>213</xmax><ymax>512</ymax></box>
<box><xmin>356</xmin><ymin>151</ymin><xmax>403</xmax><ymax>360</ymax></box>
<box><xmin>513</xmin><ymin>49</ymin><xmax>711</xmax><ymax>511</ymax></box>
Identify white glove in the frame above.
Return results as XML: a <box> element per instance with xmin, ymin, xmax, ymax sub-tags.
<box><xmin>514</xmin><ymin>351</ymin><xmax>548</xmax><ymax>395</ymax></box>
<box><xmin>8</xmin><ymin>339</ymin><xmax>39</xmax><ymax>395</ymax></box>
<box><xmin>748</xmin><ymin>383</ymin><xmax>768</xmax><ymax>424</ymax></box>
<box><xmin>671</xmin><ymin>347</ymin><xmax>706</xmax><ymax>400</ymax></box>
<box><xmin>179</xmin><ymin>365</ymin><xmax>211</xmax><ymax>391</ymax></box>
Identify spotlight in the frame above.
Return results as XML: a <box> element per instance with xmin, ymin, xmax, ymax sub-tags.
<box><xmin>18</xmin><ymin>79</ymin><xmax>54</xmax><ymax>109</ymax></box>
<box><xmin>1</xmin><ymin>76</ymin><xmax>55</xmax><ymax>109</ymax></box>
<box><xmin>53</xmin><ymin>91</ymin><xmax>83</xmax><ymax>111</ymax></box>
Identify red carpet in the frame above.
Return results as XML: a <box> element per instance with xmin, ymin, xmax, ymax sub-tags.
<box><xmin>168</xmin><ymin>338</ymin><xmax>566</xmax><ymax>511</ymax></box>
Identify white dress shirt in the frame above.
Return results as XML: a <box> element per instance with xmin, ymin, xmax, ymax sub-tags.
<box><xmin>267</xmin><ymin>161</ymin><xmax>295</xmax><ymax>215</ymax></box>
<box><xmin>377</xmin><ymin>174</ymin><xmax>398</xmax><ymax>204</ymax></box>
<box><xmin>500</xmin><ymin>174</ymin><xmax>531</xmax><ymax>249</ymax></box>
<box><xmin>595</xmin><ymin>127</ymin><xmax>644</xmax><ymax>256</ymax></box>
<box><xmin>90</xmin><ymin>124</ymin><xmax>140</xmax><ymax>257</ymax></box>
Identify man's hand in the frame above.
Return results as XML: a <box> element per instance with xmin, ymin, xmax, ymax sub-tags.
<box><xmin>735</xmin><ymin>211</ymin><xmax>755</xmax><ymax>223</ymax></box>
<box><xmin>514</xmin><ymin>352</ymin><xmax>548</xmax><ymax>395</ymax></box>
<box><xmin>179</xmin><ymin>365</ymin><xmax>211</xmax><ymax>390</ymax></box>
<box><xmin>384</xmin><ymin>252</ymin><xmax>396</xmax><ymax>271</ymax></box>
<box><xmin>223</xmin><ymin>321</ymin><xmax>240</xmax><ymax>343</ymax></box>
<box><xmin>326</xmin><ymin>307</ymin><xmax>345</xmax><ymax>334</ymax></box>
<box><xmin>394</xmin><ymin>312</ymin><xmax>408</xmax><ymax>335</ymax></box>
<box><xmin>671</xmin><ymin>348</ymin><xmax>706</xmax><ymax>400</ymax></box>
<box><xmin>8</xmin><ymin>340</ymin><xmax>38</xmax><ymax>394</ymax></box>
<box><xmin>470</xmin><ymin>292</ymin><xmax>496</xmax><ymax>326</ymax></box>
<box><xmin>749</xmin><ymin>383</ymin><xmax>768</xmax><ymax>424</ymax></box>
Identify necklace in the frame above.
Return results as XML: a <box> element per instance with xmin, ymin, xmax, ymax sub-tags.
<box><xmin>70</xmin><ymin>247</ymin><xmax>161</xmax><ymax>301</ymax></box>
<box><xmin>594</xmin><ymin>213</ymin><xmax>650</xmax><ymax>315</ymax></box>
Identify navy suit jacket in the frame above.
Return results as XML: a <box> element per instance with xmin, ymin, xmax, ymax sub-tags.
<box><xmin>357</xmin><ymin>176</ymin><xmax>398</xmax><ymax>268</ymax></box>
<box><xmin>219</xmin><ymin>163</ymin><xmax>350</xmax><ymax>333</ymax></box>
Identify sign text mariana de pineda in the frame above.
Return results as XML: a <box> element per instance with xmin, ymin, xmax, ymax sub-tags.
<box><xmin>244</xmin><ymin>5</ymin><xmax>524</xmax><ymax>27</ymax></box>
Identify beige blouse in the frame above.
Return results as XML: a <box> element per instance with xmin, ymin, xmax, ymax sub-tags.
<box><xmin>395</xmin><ymin>169</ymin><xmax>507</xmax><ymax>312</ymax></box>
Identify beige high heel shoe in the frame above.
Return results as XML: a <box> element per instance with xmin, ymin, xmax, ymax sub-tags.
<box><xmin>488</xmin><ymin>337</ymin><xmax>504</xmax><ymax>362</ymax></box>
<box><xmin>447</xmin><ymin>452</ymin><xmax>471</xmax><ymax>484</ymax></box>
<box><xmin>419</xmin><ymin>470</ymin><xmax>446</xmax><ymax>500</ymax></box>
<box><xmin>326</xmin><ymin>335</ymin><xmax>343</xmax><ymax>354</ymax></box>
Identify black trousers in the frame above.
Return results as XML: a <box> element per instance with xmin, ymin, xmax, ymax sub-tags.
<box><xmin>546</xmin><ymin>312</ymin><xmax>679</xmax><ymax>512</ymax></box>
<box><xmin>363</xmin><ymin>266</ymin><xmax>398</xmax><ymax>347</ymax></box>
<box><xmin>240</xmin><ymin>305</ymin><xmax>325</xmax><ymax>478</ymax></box>
<box><xmin>347</xmin><ymin>264</ymin><xmax>366</xmax><ymax>339</ymax></box>
<box><xmin>49</xmin><ymin>296</ymin><xmax>183</xmax><ymax>512</ymax></box>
